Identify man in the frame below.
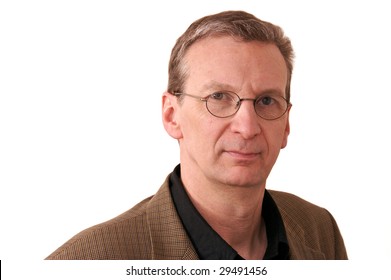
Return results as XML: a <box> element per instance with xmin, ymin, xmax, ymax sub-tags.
<box><xmin>46</xmin><ymin>10</ymin><xmax>347</xmax><ymax>260</ymax></box>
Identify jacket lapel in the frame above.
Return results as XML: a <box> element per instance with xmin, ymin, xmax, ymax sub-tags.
<box><xmin>284</xmin><ymin>220</ymin><xmax>326</xmax><ymax>260</ymax></box>
<box><xmin>146</xmin><ymin>178</ymin><xmax>198</xmax><ymax>260</ymax></box>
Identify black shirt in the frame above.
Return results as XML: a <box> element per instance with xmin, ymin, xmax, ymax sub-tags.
<box><xmin>169</xmin><ymin>164</ymin><xmax>289</xmax><ymax>260</ymax></box>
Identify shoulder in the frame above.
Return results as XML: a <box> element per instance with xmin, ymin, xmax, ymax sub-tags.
<box><xmin>268</xmin><ymin>190</ymin><xmax>348</xmax><ymax>259</ymax></box>
<box><xmin>268</xmin><ymin>190</ymin><xmax>327</xmax><ymax>217</ymax></box>
<box><xmin>268</xmin><ymin>189</ymin><xmax>335</xmax><ymax>230</ymax></box>
<box><xmin>46</xmin><ymin>196</ymin><xmax>153</xmax><ymax>260</ymax></box>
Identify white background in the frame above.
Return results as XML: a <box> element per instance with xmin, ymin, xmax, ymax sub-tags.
<box><xmin>1</xmin><ymin>0</ymin><xmax>390</xmax><ymax>270</ymax></box>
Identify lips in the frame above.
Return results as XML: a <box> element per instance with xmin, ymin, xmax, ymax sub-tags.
<box><xmin>225</xmin><ymin>150</ymin><xmax>261</xmax><ymax>160</ymax></box>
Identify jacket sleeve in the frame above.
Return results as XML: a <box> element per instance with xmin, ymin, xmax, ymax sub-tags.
<box><xmin>325</xmin><ymin>209</ymin><xmax>348</xmax><ymax>260</ymax></box>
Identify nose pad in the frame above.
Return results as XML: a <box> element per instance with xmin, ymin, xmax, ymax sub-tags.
<box><xmin>235</xmin><ymin>100</ymin><xmax>241</xmax><ymax>111</ymax></box>
<box><xmin>238</xmin><ymin>98</ymin><xmax>258</xmax><ymax>116</ymax></box>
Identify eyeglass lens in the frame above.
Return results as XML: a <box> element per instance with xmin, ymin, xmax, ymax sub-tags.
<box><xmin>205</xmin><ymin>91</ymin><xmax>288</xmax><ymax>119</ymax></box>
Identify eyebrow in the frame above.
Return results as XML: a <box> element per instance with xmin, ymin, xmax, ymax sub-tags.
<box><xmin>200</xmin><ymin>80</ymin><xmax>237</xmax><ymax>92</ymax></box>
<box><xmin>200</xmin><ymin>80</ymin><xmax>285</xmax><ymax>97</ymax></box>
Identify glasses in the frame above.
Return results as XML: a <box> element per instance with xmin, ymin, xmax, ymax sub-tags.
<box><xmin>172</xmin><ymin>91</ymin><xmax>290</xmax><ymax>120</ymax></box>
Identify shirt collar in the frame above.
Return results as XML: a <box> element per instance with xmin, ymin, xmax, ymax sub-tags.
<box><xmin>169</xmin><ymin>164</ymin><xmax>289</xmax><ymax>260</ymax></box>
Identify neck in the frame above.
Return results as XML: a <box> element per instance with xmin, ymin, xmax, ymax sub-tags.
<box><xmin>180</xmin><ymin>165</ymin><xmax>267</xmax><ymax>260</ymax></box>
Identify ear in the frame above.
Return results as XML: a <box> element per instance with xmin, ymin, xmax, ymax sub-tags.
<box><xmin>162</xmin><ymin>92</ymin><xmax>183</xmax><ymax>140</ymax></box>
<box><xmin>280</xmin><ymin>105</ymin><xmax>291</xmax><ymax>149</ymax></box>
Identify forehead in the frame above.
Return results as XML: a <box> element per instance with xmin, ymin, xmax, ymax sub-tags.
<box><xmin>183</xmin><ymin>36</ymin><xmax>287</xmax><ymax>94</ymax></box>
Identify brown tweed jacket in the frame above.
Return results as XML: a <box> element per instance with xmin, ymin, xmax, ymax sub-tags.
<box><xmin>46</xmin><ymin>177</ymin><xmax>348</xmax><ymax>260</ymax></box>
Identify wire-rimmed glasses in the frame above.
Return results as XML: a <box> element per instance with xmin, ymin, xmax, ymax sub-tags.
<box><xmin>172</xmin><ymin>91</ymin><xmax>290</xmax><ymax>120</ymax></box>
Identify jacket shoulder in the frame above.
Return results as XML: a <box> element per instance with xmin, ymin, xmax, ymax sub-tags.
<box><xmin>268</xmin><ymin>190</ymin><xmax>326</xmax><ymax>218</ymax></box>
<box><xmin>46</xmin><ymin>196</ymin><xmax>153</xmax><ymax>260</ymax></box>
<box><xmin>268</xmin><ymin>190</ymin><xmax>348</xmax><ymax>260</ymax></box>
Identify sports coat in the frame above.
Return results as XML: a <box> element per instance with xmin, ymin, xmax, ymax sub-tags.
<box><xmin>46</xmin><ymin>177</ymin><xmax>347</xmax><ymax>260</ymax></box>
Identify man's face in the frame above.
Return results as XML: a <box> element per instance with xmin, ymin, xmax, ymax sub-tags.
<box><xmin>165</xmin><ymin>36</ymin><xmax>290</xmax><ymax>189</ymax></box>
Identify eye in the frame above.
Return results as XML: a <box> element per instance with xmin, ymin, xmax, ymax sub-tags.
<box><xmin>257</xmin><ymin>96</ymin><xmax>275</xmax><ymax>106</ymax></box>
<box><xmin>209</xmin><ymin>91</ymin><xmax>236</xmax><ymax>102</ymax></box>
<box><xmin>210</xmin><ymin>91</ymin><xmax>226</xmax><ymax>100</ymax></box>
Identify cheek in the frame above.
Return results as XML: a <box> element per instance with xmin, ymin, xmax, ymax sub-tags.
<box><xmin>263</xmin><ymin>122</ymin><xmax>289</xmax><ymax>151</ymax></box>
<box><xmin>182</xmin><ymin>117</ymin><xmax>226</xmax><ymax>156</ymax></box>
<box><xmin>180</xmin><ymin>111</ymin><xmax>212</xmax><ymax>147</ymax></box>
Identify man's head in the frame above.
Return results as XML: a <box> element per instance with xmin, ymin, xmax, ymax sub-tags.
<box><xmin>168</xmin><ymin>10</ymin><xmax>294</xmax><ymax>103</ymax></box>
<box><xmin>162</xmin><ymin>11</ymin><xmax>293</xmax><ymax>190</ymax></box>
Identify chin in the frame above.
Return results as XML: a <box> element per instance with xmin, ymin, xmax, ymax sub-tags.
<box><xmin>230</xmin><ymin>167</ymin><xmax>266</xmax><ymax>186</ymax></box>
<box><xmin>220</xmin><ymin>170</ymin><xmax>265</xmax><ymax>188</ymax></box>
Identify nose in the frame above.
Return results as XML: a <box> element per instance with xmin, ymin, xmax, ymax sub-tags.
<box><xmin>230</xmin><ymin>99</ymin><xmax>261</xmax><ymax>139</ymax></box>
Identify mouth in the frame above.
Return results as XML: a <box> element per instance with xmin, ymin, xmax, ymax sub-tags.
<box><xmin>225</xmin><ymin>150</ymin><xmax>261</xmax><ymax>161</ymax></box>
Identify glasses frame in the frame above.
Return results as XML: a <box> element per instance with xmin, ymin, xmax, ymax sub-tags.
<box><xmin>171</xmin><ymin>91</ymin><xmax>291</xmax><ymax>120</ymax></box>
